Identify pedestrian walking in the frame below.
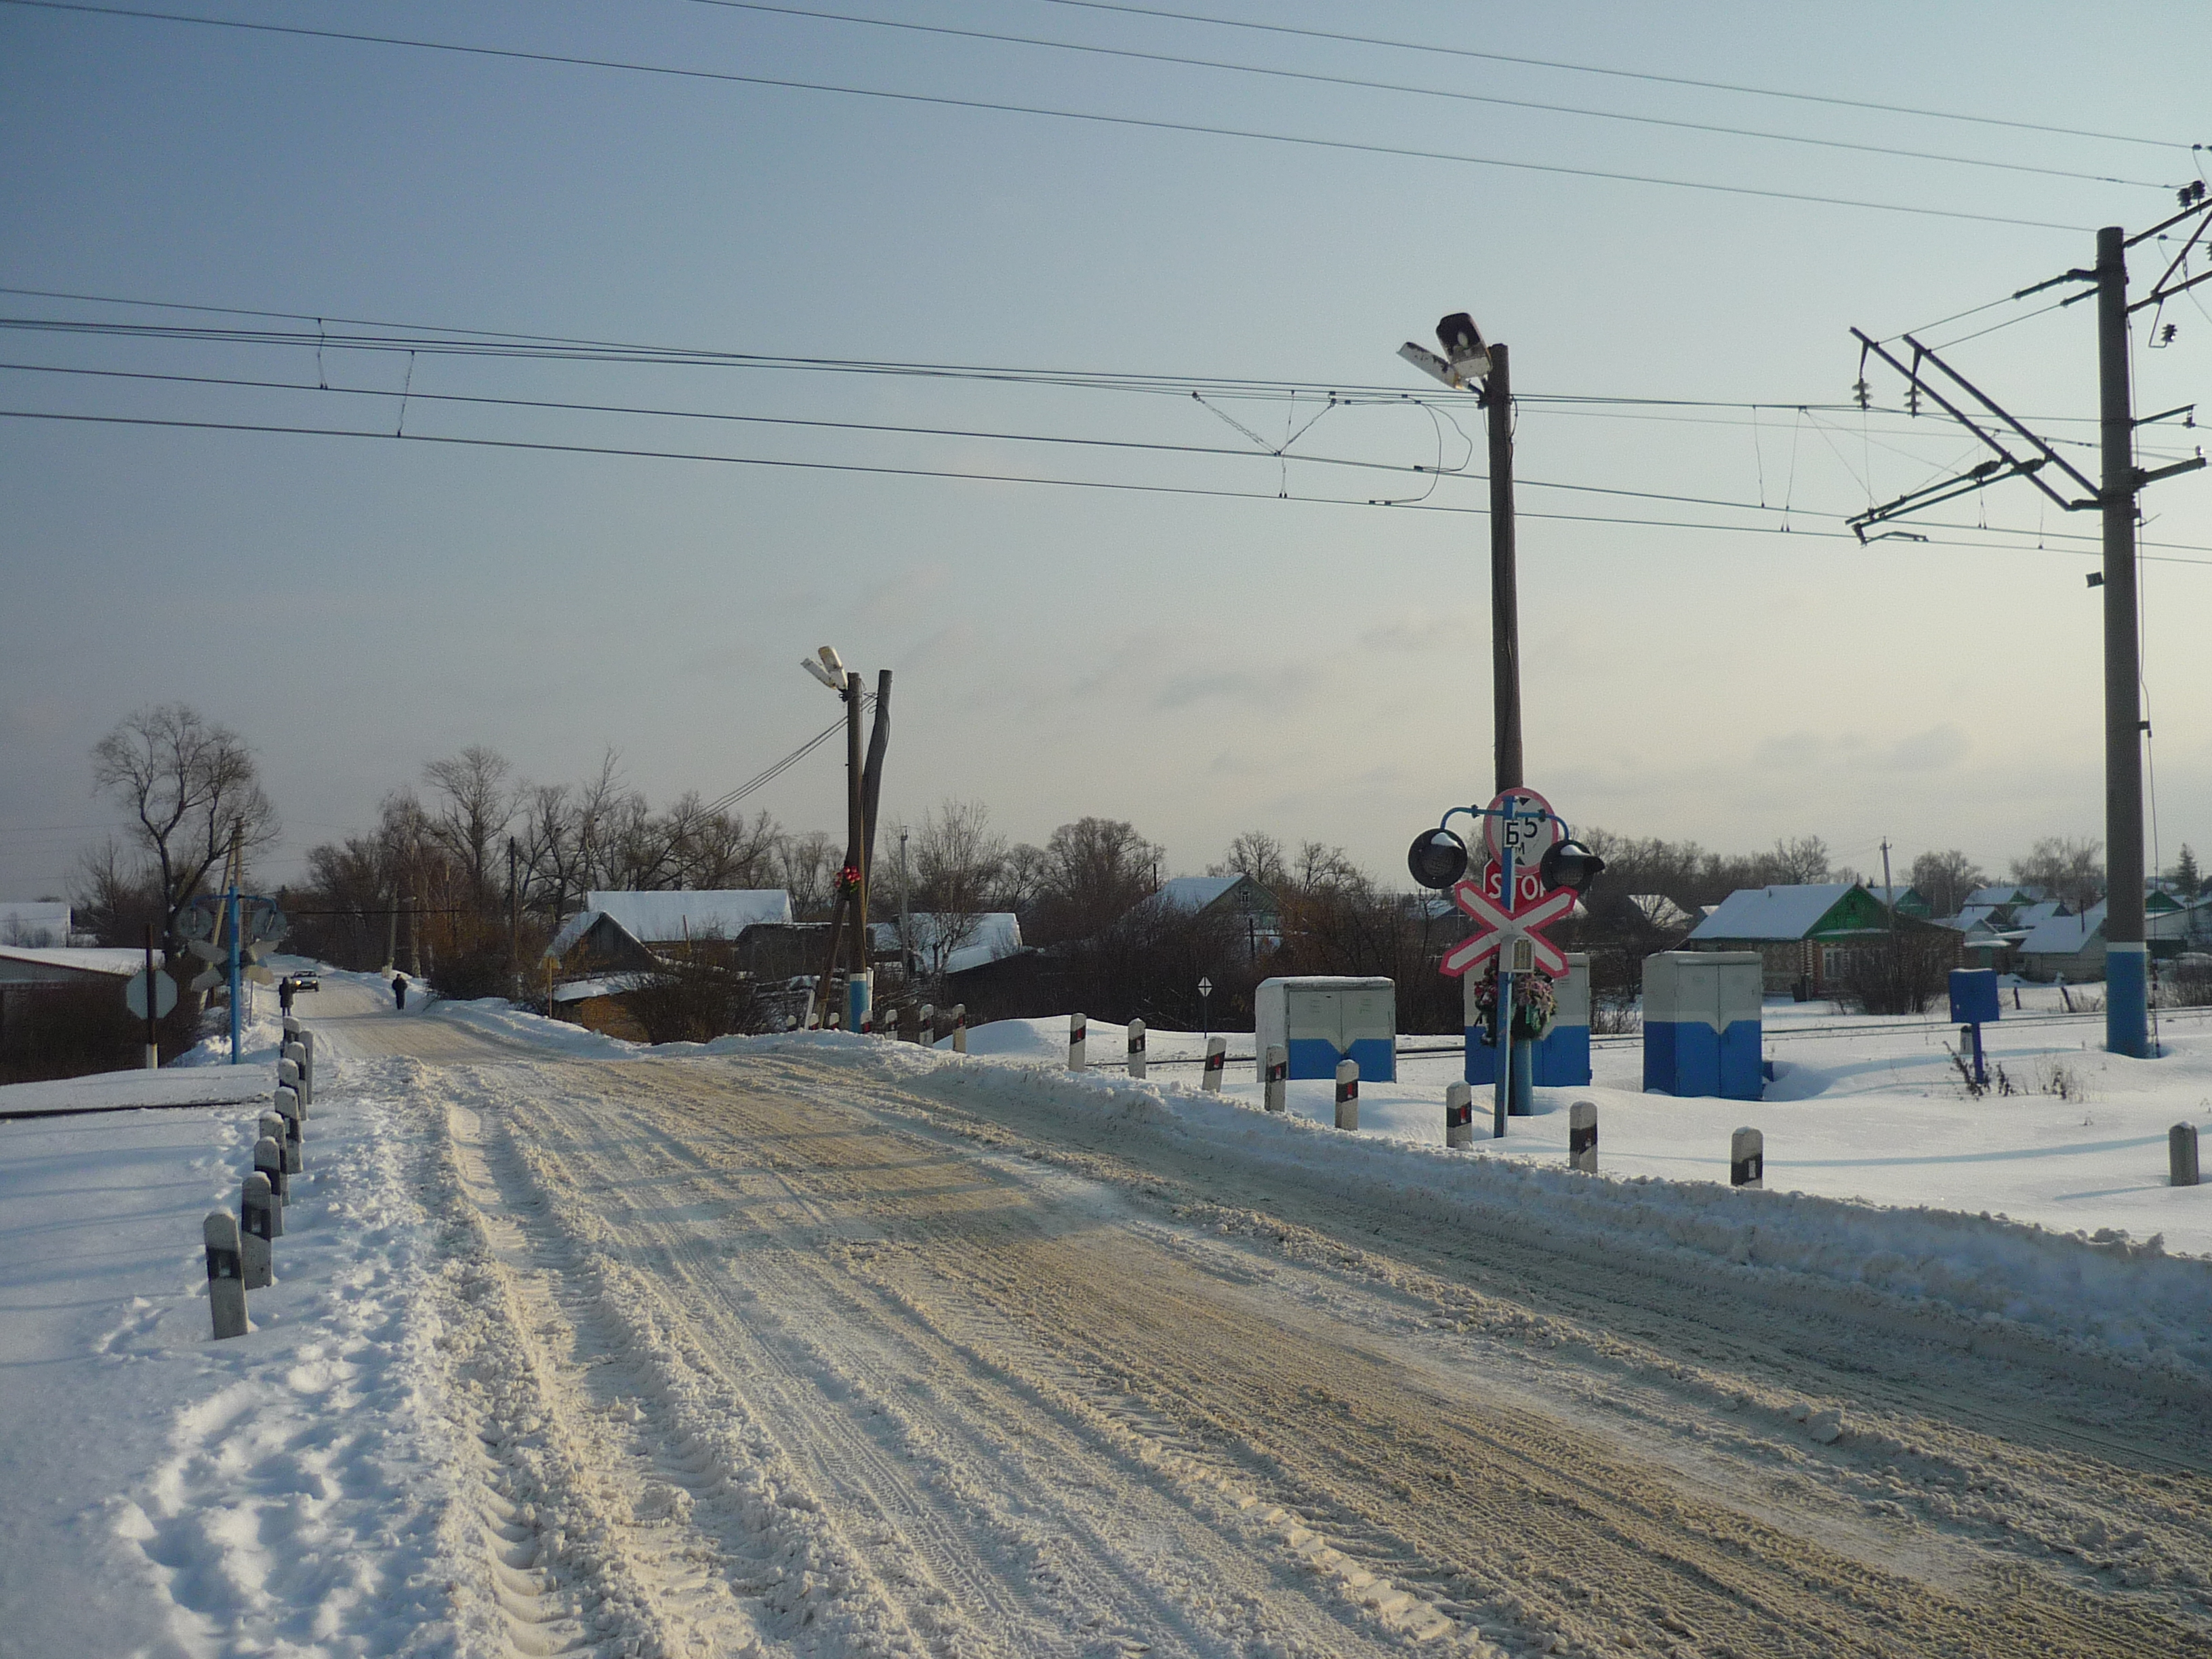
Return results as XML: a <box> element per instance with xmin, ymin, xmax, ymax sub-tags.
<box><xmin>393</xmin><ymin>974</ymin><xmax>409</xmax><ymax>1011</ymax></box>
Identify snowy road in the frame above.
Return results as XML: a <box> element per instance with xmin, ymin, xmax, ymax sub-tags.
<box><xmin>297</xmin><ymin>986</ymin><xmax>2212</xmax><ymax>1658</ymax></box>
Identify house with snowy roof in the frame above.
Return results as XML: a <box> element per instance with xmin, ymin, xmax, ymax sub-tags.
<box><xmin>0</xmin><ymin>901</ymin><xmax>75</xmax><ymax>948</ymax></box>
<box><xmin>1964</xmin><ymin>883</ymin><xmax>2050</xmax><ymax>909</ymax></box>
<box><xmin>2018</xmin><ymin>903</ymin><xmax>2106</xmax><ymax>982</ymax></box>
<box><xmin>1126</xmin><ymin>874</ymin><xmax>1281</xmax><ymax>954</ymax></box>
<box><xmin>545</xmin><ymin>889</ymin><xmax>794</xmax><ymax>975</ymax></box>
<box><xmin>1685</xmin><ymin>882</ymin><xmax>1957</xmax><ymax>997</ymax></box>
<box><xmin>1866</xmin><ymin>884</ymin><xmax>1933</xmax><ymax>920</ymax></box>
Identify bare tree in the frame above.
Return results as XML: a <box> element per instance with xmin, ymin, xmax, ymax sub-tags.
<box><xmin>778</xmin><ymin>830</ymin><xmax>840</xmax><ymax>920</ymax></box>
<box><xmin>2011</xmin><ymin>836</ymin><xmax>2104</xmax><ymax>912</ymax></box>
<box><xmin>1210</xmin><ymin>830</ymin><xmax>1288</xmax><ymax>892</ymax></box>
<box><xmin>1031</xmin><ymin>817</ymin><xmax>1163</xmax><ymax>943</ymax></box>
<box><xmin>89</xmin><ymin>704</ymin><xmax>280</xmax><ymax>954</ymax></box>
<box><xmin>909</xmin><ymin>799</ymin><xmax>1008</xmax><ymax>978</ymax></box>
<box><xmin>1758</xmin><ymin>835</ymin><xmax>1832</xmax><ymax>886</ymax></box>
<box><xmin>423</xmin><ymin>745</ymin><xmax>515</xmax><ymax>907</ymax></box>
<box><xmin>1908</xmin><ymin>848</ymin><xmax>1984</xmax><ymax>918</ymax></box>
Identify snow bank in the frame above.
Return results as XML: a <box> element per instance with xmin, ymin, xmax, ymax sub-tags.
<box><xmin>741</xmin><ymin>1035</ymin><xmax>2212</xmax><ymax>1396</ymax></box>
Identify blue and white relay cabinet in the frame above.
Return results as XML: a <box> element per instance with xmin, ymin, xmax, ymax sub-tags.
<box><xmin>1255</xmin><ymin>977</ymin><xmax>1397</xmax><ymax>1083</ymax></box>
<box><xmin>1642</xmin><ymin>950</ymin><xmax>1763</xmax><ymax>1100</ymax></box>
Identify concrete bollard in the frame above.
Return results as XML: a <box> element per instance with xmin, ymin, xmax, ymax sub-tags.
<box><xmin>1569</xmin><ymin>1100</ymin><xmax>1598</xmax><ymax>1174</ymax></box>
<box><xmin>240</xmin><ymin>1172</ymin><xmax>276</xmax><ymax>1288</ymax></box>
<box><xmin>951</xmin><ymin>1004</ymin><xmax>968</xmax><ymax>1054</ymax></box>
<box><xmin>1202</xmin><ymin>1035</ymin><xmax>1226</xmax><ymax>1092</ymax></box>
<box><xmin>254</xmin><ymin>1131</ymin><xmax>289</xmax><ymax>1217</ymax></box>
<box><xmin>1731</xmin><ymin>1126</ymin><xmax>1764</xmax><ymax>1189</ymax></box>
<box><xmin>1263</xmin><ymin>1044</ymin><xmax>1287</xmax><ymax>1113</ymax></box>
<box><xmin>1069</xmin><ymin>1012</ymin><xmax>1087</xmax><ymax>1071</ymax></box>
<box><xmin>283</xmin><ymin>1042</ymin><xmax>311</xmax><ymax>1105</ymax></box>
<box><xmin>1126</xmin><ymin>1017</ymin><xmax>1147</xmax><ymax>1081</ymax></box>
<box><xmin>918</xmin><ymin>1004</ymin><xmax>933</xmax><ymax>1046</ymax></box>
<box><xmin>279</xmin><ymin>1057</ymin><xmax>304</xmax><ymax>1105</ymax></box>
<box><xmin>2173</xmin><ymin>1122</ymin><xmax>2202</xmax><ymax>1187</ymax></box>
<box><xmin>1335</xmin><ymin>1059</ymin><xmax>1359</xmax><ymax>1131</ymax></box>
<box><xmin>205</xmin><ymin>1211</ymin><xmax>248</xmax><ymax>1339</ymax></box>
<box><xmin>273</xmin><ymin>1091</ymin><xmax>304</xmax><ymax>1173</ymax></box>
<box><xmin>1445</xmin><ymin>1081</ymin><xmax>1474</xmax><ymax>1148</ymax></box>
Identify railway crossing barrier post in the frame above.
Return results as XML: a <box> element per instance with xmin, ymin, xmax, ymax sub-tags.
<box><xmin>1202</xmin><ymin>1035</ymin><xmax>1225</xmax><ymax>1092</ymax></box>
<box><xmin>1445</xmin><ymin>1081</ymin><xmax>1473</xmax><ymax>1148</ymax></box>
<box><xmin>205</xmin><ymin>1211</ymin><xmax>247</xmax><ymax>1339</ymax></box>
<box><xmin>1569</xmin><ymin>1100</ymin><xmax>1597</xmax><ymax>1174</ymax></box>
<box><xmin>240</xmin><ymin>1172</ymin><xmax>276</xmax><ymax>1288</ymax></box>
<box><xmin>2173</xmin><ymin>1123</ymin><xmax>2201</xmax><ymax>1187</ymax></box>
<box><xmin>951</xmin><ymin>1005</ymin><xmax>968</xmax><ymax>1054</ymax></box>
<box><xmin>1126</xmin><ymin>1018</ymin><xmax>1146</xmax><ymax>1081</ymax></box>
<box><xmin>1069</xmin><ymin>1013</ymin><xmax>1087</xmax><ymax>1071</ymax></box>
<box><xmin>1335</xmin><ymin>1059</ymin><xmax>1359</xmax><ymax>1130</ymax></box>
<box><xmin>1730</xmin><ymin>1126</ymin><xmax>1764</xmax><ymax>1189</ymax></box>
<box><xmin>1263</xmin><ymin>1044</ymin><xmax>1286</xmax><ymax>1112</ymax></box>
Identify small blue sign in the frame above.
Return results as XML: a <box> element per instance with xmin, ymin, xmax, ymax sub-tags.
<box><xmin>1949</xmin><ymin>968</ymin><xmax>2001</xmax><ymax>1026</ymax></box>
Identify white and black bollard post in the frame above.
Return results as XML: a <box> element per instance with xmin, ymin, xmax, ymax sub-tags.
<box><xmin>1730</xmin><ymin>1126</ymin><xmax>1764</xmax><ymax>1189</ymax></box>
<box><xmin>254</xmin><ymin>1130</ymin><xmax>289</xmax><ymax>1223</ymax></box>
<box><xmin>1126</xmin><ymin>1018</ymin><xmax>1147</xmax><ymax>1081</ymax></box>
<box><xmin>279</xmin><ymin>1056</ymin><xmax>304</xmax><ymax>1108</ymax></box>
<box><xmin>918</xmin><ymin>1004</ymin><xmax>933</xmax><ymax>1046</ymax></box>
<box><xmin>1335</xmin><ymin>1059</ymin><xmax>1359</xmax><ymax>1131</ymax></box>
<box><xmin>1445</xmin><ymin>1081</ymin><xmax>1474</xmax><ymax>1148</ymax></box>
<box><xmin>1569</xmin><ymin>1100</ymin><xmax>1598</xmax><ymax>1174</ymax></box>
<box><xmin>1069</xmin><ymin>1012</ymin><xmax>1087</xmax><ymax>1071</ymax></box>
<box><xmin>2173</xmin><ymin>1123</ymin><xmax>2201</xmax><ymax>1187</ymax></box>
<box><xmin>1203</xmin><ymin>1035</ymin><xmax>1226</xmax><ymax>1092</ymax></box>
<box><xmin>205</xmin><ymin>1211</ymin><xmax>248</xmax><ymax>1339</ymax></box>
<box><xmin>272</xmin><ymin>1092</ymin><xmax>304</xmax><ymax>1174</ymax></box>
<box><xmin>951</xmin><ymin>1004</ymin><xmax>968</xmax><ymax>1054</ymax></box>
<box><xmin>1263</xmin><ymin>1044</ymin><xmax>1287</xmax><ymax>1113</ymax></box>
<box><xmin>240</xmin><ymin>1172</ymin><xmax>276</xmax><ymax>1289</ymax></box>
<box><xmin>283</xmin><ymin>1042</ymin><xmax>311</xmax><ymax>1105</ymax></box>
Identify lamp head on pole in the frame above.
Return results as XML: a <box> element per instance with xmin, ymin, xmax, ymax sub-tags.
<box><xmin>1395</xmin><ymin>312</ymin><xmax>1492</xmax><ymax>390</ymax></box>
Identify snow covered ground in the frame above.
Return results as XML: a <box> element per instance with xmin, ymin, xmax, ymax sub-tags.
<box><xmin>3</xmin><ymin>975</ymin><xmax>2209</xmax><ymax>1656</ymax></box>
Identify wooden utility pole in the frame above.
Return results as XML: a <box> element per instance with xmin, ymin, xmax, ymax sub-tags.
<box><xmin>2096</xmin><ymin>225</ymin><xmax>2149</xmax><ymax>1057</ymax></box>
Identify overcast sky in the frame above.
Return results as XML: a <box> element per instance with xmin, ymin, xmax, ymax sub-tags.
<box><xmin>3</xmin><ymin>0</ymin><xmax>2207</xmax><ymax>901</ymax></box>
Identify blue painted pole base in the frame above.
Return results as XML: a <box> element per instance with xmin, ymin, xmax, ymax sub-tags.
<box><xmin>2107</xmin><ymin>946</ymin><xmax>2149</xmax><ymax>1059</ymax></box>
<box><xmin>1509</xmin><ymin>1040</ymin><xmax>1534</xmax><ymax>1116</ymax></box>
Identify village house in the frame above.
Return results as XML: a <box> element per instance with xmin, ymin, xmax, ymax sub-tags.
<box><xmin>1684</xmin><ymin>882</ymin><xmax>1957</xmax><ymax>998</ymax></box>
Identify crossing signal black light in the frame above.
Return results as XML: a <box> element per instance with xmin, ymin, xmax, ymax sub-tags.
<box><xmin>1407</xmin><ymin>828</ymin><xmax>1470</xmax><ymax>890</ymax></box>
<box><xmin>1539</xmin><ymin>838</ymin><xmax>1606</xmax><ymax>895</ymax></box>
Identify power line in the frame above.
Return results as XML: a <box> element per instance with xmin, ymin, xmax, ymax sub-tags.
<box><xmin>0</xmin><ymin>1</ymin><xmax>2090</xmax><ymax>232</ymax></box>
<box><xmin>683</xmin><ymin>0</ymin><xmax>2171</xmax><ymax>191</ymax></box>
<box><xmin>8</xmin><ymin>404</ymin><xmax>2208</xmax><ymax>565</ymax></box>
<box><xmin>1033</xmin><ymin>0</ymin><xmax>2200</xmax><ymax>152</ymax></box>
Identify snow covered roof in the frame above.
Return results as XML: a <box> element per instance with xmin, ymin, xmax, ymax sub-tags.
<box><xmin>545</xmin><ymin>910</ymin><xmax>600</xmax><ymax>959</ymax></box>
<box><xmin>1687</xmin><ymin>883</ymin><xmax>1862</xmax><ymax>942</ymax></box>
<box><xmin>2010</xmin><ymin>900</ymin><xmax>2068</xmax><ymax>930</ymax></box>
<box><xmin>1629</xmin><ymin>893</ymin><xmax>1694</xmax><ymax>931</ymax></box>
<box><xmin>872</xmin><ymin>913</ymin><xmax>1024</xmax><ymax>976</ymax></box>
<box><xmin>0</xmin><ymin>902</ymin><xmax>70</xmax><ymax>947</ymax></box>
<box><xmin>1966</xmin><ymin>884</ymin><xmax>2045</xmax><ymax>908</ymax></box>
<box><xmin>2019</xmin><ymin>902</ymin><xmax>2106</xmax><ymax>958</ymax></box>
<box><xmin>0</xmin><ymin>945</ymin><xmax>157</xmax><ymax>979</ymax></box>
<box><xmin>1152</xmin><ymin>874</ymin><xmax>1274</xmax><ymax>915</ymax></box>
<box><xmin>583</xmin><ymin>889</ymin><xmax>792</xmax><ymax>943</ymax></box>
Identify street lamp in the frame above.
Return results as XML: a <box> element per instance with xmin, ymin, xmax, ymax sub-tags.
<box><xmin>802</xmin><ymin>644</ymin><xmax>869</xmax><ymax>1031</ymax></box>
<box><xmin>1396</xmin><ymin>311</ymin><xmax>1521</xmax><ymax>794</ymax></box>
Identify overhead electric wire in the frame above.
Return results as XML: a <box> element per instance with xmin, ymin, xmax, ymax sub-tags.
<box><xmin>0</xmin><ymin>1</ymin><xmax>2090</xmax><ymax>231</ymax></box>
<box><xmin>7</xmin><ymin>405</ymin><xmax>2208</xmax><ymax>567</ymax></box>
<box><xmin>682</xmin><ymin>0</ymin><xmax>2171</xmax><ymax>190</ymax></box>
<box><xmin>3</xmin><ymin>357</ymin><xmax>1950</xmax><ymax>517</ymax></box>
<box><xmin>701</xmin><ymin>703</ymin><xmax>867</xmax><ymax>817</ymax></box>
<box><xmin>1032</xmin><ymin>0</ymin><xmax>2198</xmax><ymax>152</ymax></box>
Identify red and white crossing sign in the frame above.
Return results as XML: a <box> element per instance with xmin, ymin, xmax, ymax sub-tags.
<box><xmin>1482</xmin><ymin>787</ymin><xmax>1559</xmax><ymax>867</ymax></box>
<box><xmin>1439</xmin><ymin>876</ymin><xmax>1574</xmax><ymax>979</ymax></box>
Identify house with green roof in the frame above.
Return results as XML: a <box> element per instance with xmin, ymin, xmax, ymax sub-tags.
<box><xmin>1685</xmin><ymin>882</ymin><xmax>1958</xmax><ymax>997</ymax></box>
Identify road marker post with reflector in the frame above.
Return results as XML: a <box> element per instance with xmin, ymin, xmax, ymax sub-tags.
<box><xmin>1335</xmin><ymin>1059</ymin><xmax>1359</xmax><ymax>1130</ymax></box>
<box><xmin>1263</xmin><ymin>1045</ymin><xmax>1286</xmax><ymax>1112</ymax></box>
<box><xmin>240</xmin><ymin>1172</ymin><xmax>276</xmax><ymax>1288</ymax></box>
<box><xmin>1126</xmin><ymin>1018</ymin><xmax>1146</xmax><ymax>1081</ymax></box>
<box><xmin>1445</xmin><ymin>1081</ymin><xmax>1473</xmax><ymax>1147</ymax></box>
<box><xmin>1202</xmin><ymin>1036</ymin><xmax>1225</xmax><ymax>1092</ymax></box>
<box><xmin>1569</xmin><ymin>1100</ymin><xmax>1597</xmax><ymax>1173</ymax></box>
<box><xmin>2173</xmin><ymin>1123</ymin><xmax>2200</xmax><ymax>1187</ymax></box>
<box><xmin>1731</xmin><ymin>1126</ymin><xmax>1764</xmax><ymax>1189</ymax></box>
<box><xmin>1069</xmin><ymin>1013</ymin><xmax>1086</xmax><ymax>1071</ymax></box>
<box><xmin>205</xmin><ymin>1212</ymin><xmax>247</xmax><ymax>1339</ymax></box>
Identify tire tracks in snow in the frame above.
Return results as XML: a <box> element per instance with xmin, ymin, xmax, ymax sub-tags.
<box><xmin>494</xmin><ymin>1059</ymin><xmax>1421</xmax><ymax>1659</ymax></box>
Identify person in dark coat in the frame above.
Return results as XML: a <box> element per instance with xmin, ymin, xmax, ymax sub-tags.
<box><xmin>279</xmin><ymin>977</ymin><xmax>295</xmax><ymax>1017</ymax></box>
<box><xmin>393</xmin><ymin>973</ymin><xmax>409</xmax><ymax>1010</ymax></box>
